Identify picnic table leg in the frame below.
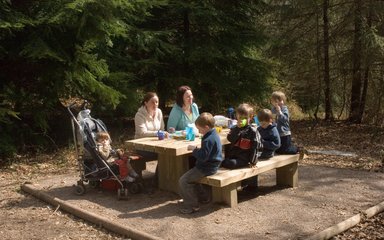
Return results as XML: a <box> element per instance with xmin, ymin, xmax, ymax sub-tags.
<box><xmin>157</xmin><ymin>153</ymin><xmax>190</xmax><ymax>194</ymax></box>
<box><xmin>276</xmin><ymin>161</ymin><xmax>298</xmax><ymax>187</ymax></box>
<box><xmin>212</xmin><ymin>182</ymin><xmax>240</xmax><ymax>207</ymax></box>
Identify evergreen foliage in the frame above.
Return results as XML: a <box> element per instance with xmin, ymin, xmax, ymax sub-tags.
<box><xmin>0</xmin><ymin>0</ymin><xmax>273</xmax><ymax>159</ymax></box>
<box><xmin>3</xmin><ymin>0</ymin><xmax>384</xmax><ymax>160</ymax></box>
<box><xmin>0</xmin><ymin>0</ymin><xmax>164</xmax><ymax>158</ymax></box>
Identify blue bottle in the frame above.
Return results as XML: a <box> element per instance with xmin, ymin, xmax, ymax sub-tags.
<box><xmin>185</xmin><ymin>126</ymin><xmax>195</xmax><ymax>141</ymax></box>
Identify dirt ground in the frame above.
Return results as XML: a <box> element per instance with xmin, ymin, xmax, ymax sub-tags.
<box><xmin>1</xmin><ymin>120</ymin><xmax>383</xmax><ymax>240</ymax></box>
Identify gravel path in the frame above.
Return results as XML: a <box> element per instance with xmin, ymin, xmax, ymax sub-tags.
<box><xmin>20</xmin><ymin>162</ymin><xmax>384</xmax><ymax>240</ymax></box>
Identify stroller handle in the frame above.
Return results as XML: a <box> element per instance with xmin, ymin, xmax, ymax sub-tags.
<box><xmin>67</xmin><ymin>100</ymin><xmax>89</xmax><ymax>122</ymax></box>
<box><xmin>67</xmin><ymin>100</ymin><xmax>89</xmax><ymax>114</ymax></box>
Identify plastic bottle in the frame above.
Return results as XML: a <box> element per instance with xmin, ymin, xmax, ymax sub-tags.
<box><xmin>185</xmin><ymin>125</ymin><xmax>195</xmax><ymax>141</ymax></box>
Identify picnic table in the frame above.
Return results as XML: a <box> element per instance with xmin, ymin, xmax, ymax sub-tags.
<box><xmin>125</xmin><ymin>129</ymin><xmax>230</xmax><ymax>194</ymax></box>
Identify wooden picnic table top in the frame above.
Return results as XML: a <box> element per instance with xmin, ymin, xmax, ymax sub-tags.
<box><xmin>125</xmin><ymin>129</ymin><xmax>230</xmax><ymax>156</ymax></box>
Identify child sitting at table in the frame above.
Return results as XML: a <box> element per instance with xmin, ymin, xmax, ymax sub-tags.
<box><xmin>178</xmin><ymin>112</ymin><xmax>223</xmax><ymax>214</ymax></box>
<box><xmin>257</xmin><ymin>109</ymin><xmax>281</xmax><ymax>159</ymax></box>
<box><xmin>271</xmin><ymin>91</ymin><xmax>300</xmax><ymax>154</ymax></box>
<box><xmin>221</xmin><ymin>103</ymin><xmax>263</xmax><ymax>192</ymax></box>
<box><xmin>221</xmin><ymin>103</ymin><xmax>262</xmax><ymax>169</ymax></box>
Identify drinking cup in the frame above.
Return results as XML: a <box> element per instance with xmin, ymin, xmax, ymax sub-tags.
<box><xmin>157</xmin><ymin>130</ymin><xmax>165</xmax><ymax>140</ymax></box>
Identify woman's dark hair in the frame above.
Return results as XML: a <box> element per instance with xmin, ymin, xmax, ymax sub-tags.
<box><xmin>176</xmin><ymin>85</ymin><xmax>191</xmax><ymax>107</ymax></box>
<box><xmin>141</xmin><ymin>92</ymin><xmax>158</xmax><ymax>106</ymax></box>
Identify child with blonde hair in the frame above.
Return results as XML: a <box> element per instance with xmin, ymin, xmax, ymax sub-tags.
<box><xmin>178</xmin><ymin>112</ymin><xmax>223</xmax><ymax>214</ymax></box>
<box><xmin>271</xmin><ymin>91</ymin><xmax>299</xmax><ymax>154</ymax></box>
<box><xmin>221</xmin><ymin>103</ymin><xmax>262</xmax><ymax>169</ymax></box>
<box><xmin>96</xmin><ymin>132</ymin><xmax>139</xmax><ymax>182</ymax></box>
<box><xmin>221</xmin><ymin>103</ymin><xmax>263</xmax><ymax>192</ymax></box>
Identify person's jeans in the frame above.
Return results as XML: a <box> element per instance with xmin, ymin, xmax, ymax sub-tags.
<box><xmin>221</xmin><ymin>158</ymin><xmax>249</xmax><ymax>169</ymax></box>
<box><xmin>178</xmin><ymin>167</ymin><xmax>206</xmax><ymax>208</ymax></box>
<box><xmin>276</xmin><ymin>135</ymin><xmax>298</xmax><ymax>154</ymax></box>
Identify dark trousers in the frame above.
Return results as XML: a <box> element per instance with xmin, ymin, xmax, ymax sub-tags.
<box><xmin>221</xmin><ymin>158</ymin><xmax>248</xmax><ymax>169</ymax></box>
<box><xmin>276</xmin><ymin>135</ymin><xmax>298</xmax><ymax>154</ymax></box>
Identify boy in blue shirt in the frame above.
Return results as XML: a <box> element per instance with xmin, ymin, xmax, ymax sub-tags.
<box><xmin>178</xmin><ymin>112</ymin><xmax>223</xmax><ymax>214</ymax></box>
<box><xmin>257</xmin><ymin>109</ymin><xmax>281</xmax><ymax>159</ymax></box>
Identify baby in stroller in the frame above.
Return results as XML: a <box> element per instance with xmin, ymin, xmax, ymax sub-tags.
<box><xmin>95</xmin><ymin>131</ymin><xmax>139</xmax><ymax>182</ymax></box>
<box><xmin>68</xmin><ymin>100</ymin><xmax>143</xmax><ymax>198</ymax></box>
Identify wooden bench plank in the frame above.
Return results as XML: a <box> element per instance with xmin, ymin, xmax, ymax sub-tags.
<box><xmin>199</xmin><ymin>154</ymin><xmax>300</xmax><ymax>207</ymax></box>
<box><xmin>200</xmin><ymin>154</ymin><xmax>300</xmax><ymax>187</ymax></box>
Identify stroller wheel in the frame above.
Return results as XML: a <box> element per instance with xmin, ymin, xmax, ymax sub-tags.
<box><xmin>117</xmin><ymin>188</ymin><xmax>122</xmax><ymax>200</ymax></box>
<box><xmin>75</xmin><ymin>184</ymin><xmax>86</xmax><ymax>195</ymax></box>
<box><xmin>128</xmin><ymin>182</ymin><xmax>142</xmax><ymax>194</ymax></box>
<box><xmin>117</xmin><ymin>188</ymin><xmax>129</xmax><ymax>200</ymax></box>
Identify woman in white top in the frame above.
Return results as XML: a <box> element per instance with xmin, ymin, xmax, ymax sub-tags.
<box><xmin>134</xmin><ymin>92</ymin><xmax>166</xmax><ymax>139</ymax></box>
<box><xmin>134</xmin><ymin>92</ymin><xmax>166</xmax><ymax>185</ymax></box>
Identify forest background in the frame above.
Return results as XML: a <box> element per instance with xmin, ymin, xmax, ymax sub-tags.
<box><xmin>1</xmin><ymin>0</ymin><xmax>384</xmax><ymax>161</ymax></box>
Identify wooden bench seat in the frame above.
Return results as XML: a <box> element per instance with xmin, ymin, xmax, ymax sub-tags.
<box><xmin>199</xmin><ymin>154</ymin><xmax>300</xmax><ymax>207</ymax></box>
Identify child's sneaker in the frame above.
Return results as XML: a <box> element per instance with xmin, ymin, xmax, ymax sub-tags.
<box><xmin>129</xmin><ymin>170</ymin><xmax>139</xmax><ymax>178</ymax></box>
<box><xmin>179</xmin><ymin>206</ymin><xmax>200</xmax><ymax>214</ymax></box>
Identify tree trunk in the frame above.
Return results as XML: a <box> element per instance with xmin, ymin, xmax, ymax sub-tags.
<box><xmin>349</xmin><ymin>0</ymin><xmax>363</xmax><ymax>123</ymax></box>
<box><xmin>359</xmin><ymin>0</ymin><xmax>373</xmax><ymax>122</ymax></box>
<box><xmin>183</xmin><ymin>9</ymin><xmax>190</xmax><ymax>78</ymax></box>
<box><xmin>314</xmin><ymin>2</ymin><xmax>322</xmax><ymax>121</ymax></box>
<box><xmin>323</xmin><ymin>0</ymin><xmax>333</xmax><ymax>120</ymax></box>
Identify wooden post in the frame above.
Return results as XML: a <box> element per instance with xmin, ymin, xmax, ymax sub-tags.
<box><xmin>212</xmin><ymin>182</ymin><xmax>240</xmax><ymax>207</ymax></box>
<box><xmin>276</xmin><ymin>161</ymin><xmax>298</xmax><ymax>187</ymax></box>
<box><xmin>157</xmin><ymin>152</ymin><xmax>189</xmax><ymax>194</ymax></box>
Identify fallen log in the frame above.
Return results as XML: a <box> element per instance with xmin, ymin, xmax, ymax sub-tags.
<box><xmin>21</xmin><ymin>183</ymin><xmax>163</xmax><ymax>240</ymax></box>
<box><xmin>307</xmin><ymin>200</ymin><xmax>384</xmax><ymax>240</ymax></box>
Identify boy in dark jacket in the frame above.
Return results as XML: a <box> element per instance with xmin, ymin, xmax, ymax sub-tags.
<box><xmin>221</xmin><ymin>104</ymin><xmax>262</xmax><ymax>192</ymax></box>
<box><xmin>257</xmin><ymin>109</ymin><xmax>281</xmax><ymax>159</ymax></box>
<box><xmin>222</xmin><ymin>103</ymin><xmax>262</xmax><ymax>169</ymax></box>
<box><xmin>178</xmin><ymin>112</ymin><xmax>223</xmax><ymax>214</ymax></box>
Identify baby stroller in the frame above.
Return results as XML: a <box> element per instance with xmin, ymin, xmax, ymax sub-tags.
<box><xmin>67</xmin><ymin>100</ymin><xmax>142</xmax><ymax>199</ymax></box>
